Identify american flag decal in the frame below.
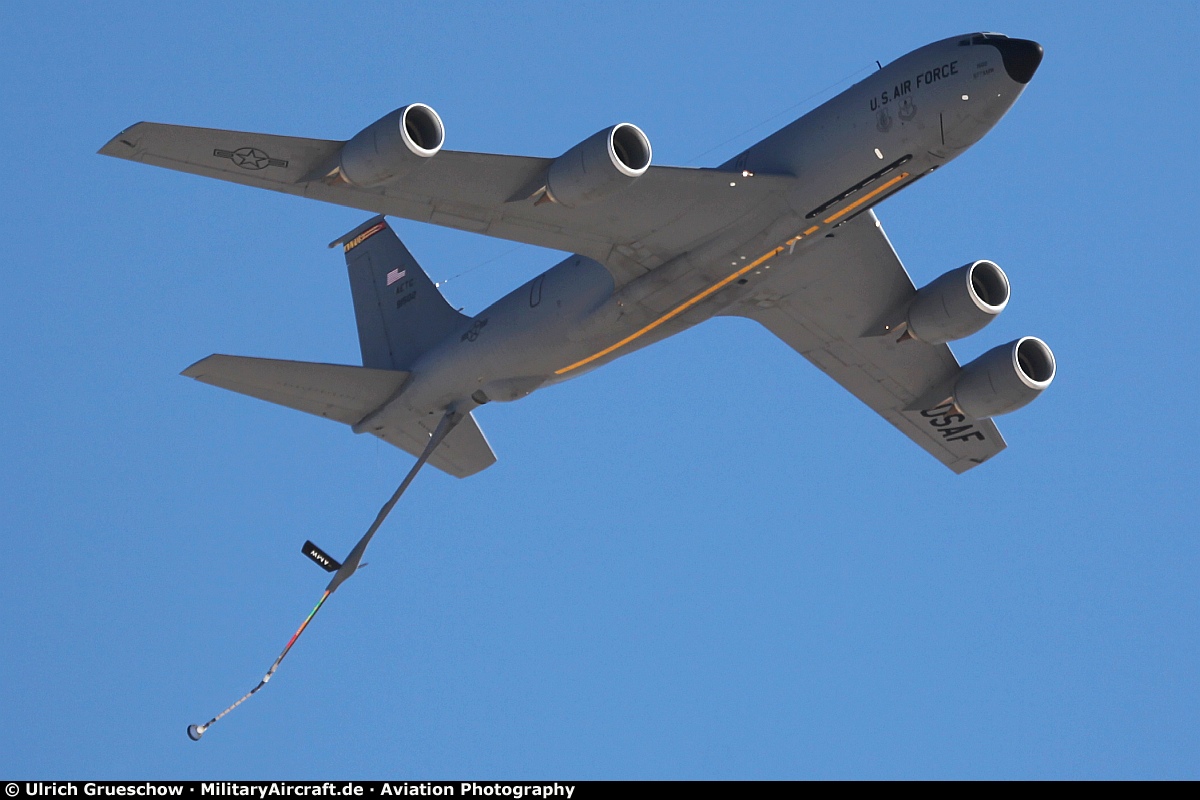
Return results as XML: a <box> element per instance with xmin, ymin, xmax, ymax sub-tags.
<box><xmin>386</xmin><ymin>269</ymin><xmax>407</xmax><ymax>286</ymax></box>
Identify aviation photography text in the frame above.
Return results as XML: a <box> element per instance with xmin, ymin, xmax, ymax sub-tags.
<box><xmin>11</xmin><ymin>784</ymin><xmax>578</xmax><ymax>800</ymax></box>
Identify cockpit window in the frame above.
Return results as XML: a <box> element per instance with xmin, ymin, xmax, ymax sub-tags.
<box><xmin>961</xmin><ymin>33</ymin><xmax>1008</xmax><ymax>46</ymax></box>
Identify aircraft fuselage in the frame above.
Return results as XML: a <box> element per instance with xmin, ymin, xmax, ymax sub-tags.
<box><xmin>390</xmin><ymin>33</ymin><xmax>1041</xmax><ymax>422</ymax></box>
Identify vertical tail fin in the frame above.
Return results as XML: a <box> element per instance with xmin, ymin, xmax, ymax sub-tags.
<box><xmin>334</xmin><ymin>216</ymin><xmax>468</xmax><ymax>370</ymax></box>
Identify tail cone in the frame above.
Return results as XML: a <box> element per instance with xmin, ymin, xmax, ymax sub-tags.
<box><xmin>187</xmin><ymin>724</ymin><xmax>205</xmax><ymax>741</ymax></box>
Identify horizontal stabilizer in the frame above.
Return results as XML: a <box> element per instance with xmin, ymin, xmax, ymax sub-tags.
<box><xmin>372</xmin><ymin>411</ymin><xmax>497</xmax><ymax>479</ymax></box>
<box><xmin>181</xmin><ymin>355</ymin><xmax>407</xmax><ymax>426</ymax></box>
<box><xmin>182</xmin><ymin>354</ymin><xmax>497</xmax><ymax>478</ymax></box>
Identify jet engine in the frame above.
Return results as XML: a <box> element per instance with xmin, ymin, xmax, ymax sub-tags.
<box><xmin>954</xmin><ymin>336</ymin><xmax>1056</xmax><ymax>419</ymax></box>
<box><xmin>907</xmin><ymin>260</ymin><xmax>1010</xmax><ymax>344</ymax></box>
<box><xmin>339</xmin><ymin>104</ymin><xmax>445</xmax><ymax>187</ymax></box>
<box><xmin>546</xmin><ymin>123</ymin><xmax>652</xmax><ymax>208</ymax></box>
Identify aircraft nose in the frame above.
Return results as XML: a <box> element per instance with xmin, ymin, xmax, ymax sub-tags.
<box><xmin>993</xmin><ymin>38</ymin><xmax>1044</xmax><ymax>84</ymax></box>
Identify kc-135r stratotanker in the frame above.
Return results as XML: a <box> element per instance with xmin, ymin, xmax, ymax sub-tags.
<box><xmin>101</xmin><ymin>33</ymin><xmax>1054</xmax><ymax>738</ymax></box>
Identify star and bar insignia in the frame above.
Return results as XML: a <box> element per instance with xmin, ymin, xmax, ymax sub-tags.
<box><xmin>213</xmin><ymin>147</ymin><xmax>289</xmax><ymax>170</ymax></box>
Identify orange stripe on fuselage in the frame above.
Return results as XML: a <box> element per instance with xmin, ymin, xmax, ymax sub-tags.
<box><xmin>822</xmin><ymin>172</ymin><xmax>909</xmax><ymax>224</ymax></box>
<box><xmin>554</xmin><ymin>172</ymin><xmax>912</xmax><ymax>376</ymax></box>
<box><xmin>555</xmin><ymin>245</ymin><xmax>785</xmax><ymax>375</ymax></box>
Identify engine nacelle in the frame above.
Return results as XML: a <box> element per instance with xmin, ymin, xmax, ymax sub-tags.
<box><xmin>907</xmin><ymin>260</ymin><xmax>1010</xmax><ymax>344</ymax></box>
<box><xmin>954</xmin><ymin>336</ymin><xmax>1056</xmax><ymax>419</ymax></box>
<box><xmin>546</xmin><ymin>123</ymin><xmax>651</xmax><ymax>208</ymax></box>
<box><xmin>339</xmin><ymin>104</ymin><xmax>445</xmax><ymax>187</ymax></box>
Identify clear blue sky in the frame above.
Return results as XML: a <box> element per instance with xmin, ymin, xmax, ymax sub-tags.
<box><xmin>2</xmin><ymin>0</ymin><xmax>1197</xmax><ymax>779</ymax></box>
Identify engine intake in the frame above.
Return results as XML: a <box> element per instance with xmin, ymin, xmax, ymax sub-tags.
<box><xmin>339</xmin><ymin>104</ymin><xmax>445</xmax><ymax>187</ymax></box>
<box><xmin>546</xmin><ymin>123</ymin><xmax>652</xmax><ymax>208</ymax></box>
<box><xmin>954</xmin><ymin>336</ymin><xmax>1056</xmax><ymax>419</ymax></box>
<box><xmin>907</xmin><ymin>260</ymin><xmax>1009</xmax><ymax>344</ymax></box>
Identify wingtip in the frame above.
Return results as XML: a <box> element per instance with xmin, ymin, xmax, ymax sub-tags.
<box><xmin>97</xmin><ymin>123</ymin><xmax>147</xmax><ymax>158</ymax></box>
<box><xmin>180</xmin><ymin>354</ymin><xmax>219</xmax><ymax>378</ymax></box>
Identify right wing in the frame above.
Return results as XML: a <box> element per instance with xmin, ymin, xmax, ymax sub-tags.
<box><xmin>721</xmin><ymin>211</ymin><xmax>1006</xmax><ymax>474</ymax></box>
<box><xmin>99</xmin><ymin>121</ymin><xmax>796</xmax><ymax>286</ymax></box>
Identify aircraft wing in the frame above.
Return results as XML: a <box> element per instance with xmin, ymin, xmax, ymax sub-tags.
<box><xmin>99</xmin><ymin>122</ymin><xmax>795</xmax><ymax>285</ymax></box>
<box><xmin>721</xmin><ymin>210</ymin><xmax>1006</xmax><ymax>473</ymax></box>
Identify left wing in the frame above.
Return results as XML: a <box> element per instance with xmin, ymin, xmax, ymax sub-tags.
<box><xmin>721</xmin><ymin>210</ymin><xmax>1006</xmax><ymax>473</ymax></box>
<box><xmin>99</xmin><ymin>121</ymin><xmax>795</xmax><ymax>285</ymax></box>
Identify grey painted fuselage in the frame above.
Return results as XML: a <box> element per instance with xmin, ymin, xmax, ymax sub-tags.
<box><xmin>390</xmin><ymin>34</ymin><xmax>1035</xmax><ymax>424</ymax></box>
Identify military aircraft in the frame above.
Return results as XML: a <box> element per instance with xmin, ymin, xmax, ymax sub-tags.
<box><xmin>101</xmin><ymin>33</ymin><xmax>1055</xmax><ymax>738</ymax></box>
